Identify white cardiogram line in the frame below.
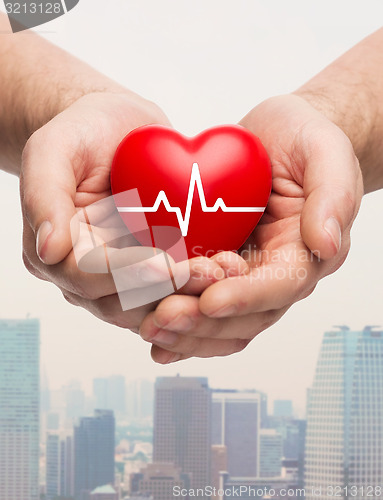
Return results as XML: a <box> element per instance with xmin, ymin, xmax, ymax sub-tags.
<box><xmin>117</xmin><ymin>162</ymin><xmax>266</xmax><ymax>237</ymax></box>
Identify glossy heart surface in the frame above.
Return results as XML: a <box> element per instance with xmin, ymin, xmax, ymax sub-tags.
<box><xmin>111</xmin><ymin>125</ymin><xmax>271</xmax><ymax>259</ymax></box>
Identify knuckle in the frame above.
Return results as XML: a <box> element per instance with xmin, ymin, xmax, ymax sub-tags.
<box><xmin>338</xmin><ymin>187</ymin><xmax>356</xmax><ymax>221</ymax></box>
<box><xmin>233</xmin><ymin>338</ymin><xmax>251</xmax><ymax>353</ymax></box>
<box><xmin>300</xmin><ymin>284</ymin><xmax>316</xmax><ymax>301</ymax></box>
<box><xmin>22</xmin><ymin>251</ymin><xmax>46</xmax><ymax>281</ymax></box>
<box><xmin>91</xmin><ymin>296</ymin><xmax>140</xmax><ymax>331</ymax></box>
<box><xmin>62</xmin><ymin>293</ymin><xmax>78</xmax><ymax>307</ymax></box>
<box><xmin>243</xmin><ymin>325</ymin><xmax>262</xmax><ymax>340</ymax></box>
<box><xmin>259</xmin><ymin>310</ymin><xmax>279</xmax><ymax>332</ymax></box>
<box><xmin>73</xmin><ymin>280</ymin><xmax>101</xmax><ymax>301</ymax></box>
<box><xmin>21</xmin><ymin>189</ymin><xmax>40</xmax><ymax>219</ymax></box>
<box><xmin>203</xmin><ymin>323</ymin><xmax>223</xmax><ymax>339</ymax></box>
<box><xmin>22</xmin><ymin>251</ymin><xmax>34</xmax><ymax>274</ymax></box>
<box><xmin>219</xmin><ymin>339</ymin><xmax>250</xmax><ymax>357</ymax></box>
<box><xmin>187</xmin><ymin>339</ymin><xmax>202</xmax><ymax>357</ymax></box>
<box><xmin>290</xmin><ymin>265</ymin><xmax>311</xmax><ymax>302</ymax></box>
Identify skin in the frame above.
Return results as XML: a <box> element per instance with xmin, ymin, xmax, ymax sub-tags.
<box><xmin>0</xmin><ymin>13</ymin><xmax>227</xmax><ymax>333</ymax></box>
<box><xmin>140</xmin><ymin>96</ymin><xmax>363</xmax><ymax>363</ymax></box>
<box><xmin>0</xmin><ymin>13</ymin><xmax>382</xmax><ymax>363</ymax></box>
<box><xmin>140</xmin><ymin>29</ymin><xmax>383</xmax><ymax>363</ymax></box>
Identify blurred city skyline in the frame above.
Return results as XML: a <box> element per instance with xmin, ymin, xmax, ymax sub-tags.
<box><xmin>3</xmin><ymin>319</ymin><xmax>383</xmax><ymax>498</ymax></box>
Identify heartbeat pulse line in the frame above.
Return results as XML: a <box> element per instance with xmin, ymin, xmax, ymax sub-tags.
<box><xmin>117</xmin><ymin>162</ymin><xmax>265</xmax><ymax>237</ymax></box>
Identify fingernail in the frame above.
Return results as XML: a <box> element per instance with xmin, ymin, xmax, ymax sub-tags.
<box><xmin>155</xmin><ymin>313</ymin><xmax>194</xmax><ymax>332</ymax></box>
<box><xmin>209</xmin><ymin>304</ymin><xmax>237</xmax><ymax>318</ymax></box>
<box><xmin>36</xmin><ymin>221</ymin><xmax>53</xmax><ymax>263</ymax></box>
<box><xmin>151</xmin><ymin>329</ymin><xmax>179</xmax><ymax>346</ymax></box>
<box><xmin>324</xmin><ymin>217</ymin><xmax>341</xmax><ymax>252</ymax></box>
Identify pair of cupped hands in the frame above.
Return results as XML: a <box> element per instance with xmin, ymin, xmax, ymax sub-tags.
<box><xmin>20</xmin><ymin>91</ymin><xmax>363</xmax><ymax>364</ymax></box>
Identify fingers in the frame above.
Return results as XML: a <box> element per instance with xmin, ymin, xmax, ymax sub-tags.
<box><xmin>62</xmin><ymin>290</ymin><xmax>154</xmax><ymax>333</ymax></box>
<box><xmin>178</xmin><ymin>254</ymin><xmax>247</xmax><ymax>296</ymax></box>
<box><xmin>210</xmin><ymin>251</ymin><xmax>250</xmax><ymax>277</ymax></box>
<box><xmin>21</xmin><ymin>127</ymin><xmax>79</xmax><ymax>265</ymax></box>
<box><xmin>139</xmin><ymin>294</ymin><xmax>287</xmax><ymax>341</ymax></box>
<box><xmin>149</xmin><ymin>338</ymin><xmax>250</xmax><ymax>364</ymax></box>
<box><xmin>198</xmin><ymin>247</ymin><xmax>320</xmax><ymax>318</ymax></box>
<box><xmin>299</xmin><ymin>123</ymin><xmax>363</xmax><ymax>260</ymax></box>
<box><xmin>23</xmin><ymin>218</ymin><xmax>227</xmax><ymax>306</ymax></box>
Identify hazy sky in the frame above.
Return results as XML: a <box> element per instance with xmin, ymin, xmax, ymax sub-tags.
<box><xmin>1</xmin><ymin>0</ymin><xmax>382</xmax><ymax>416</ymax></box>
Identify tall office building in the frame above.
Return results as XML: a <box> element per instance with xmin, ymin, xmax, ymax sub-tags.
<box><xmin>153</xmin><ymin>376</ymin><xmax>211</xmax><ymax>495</ymax></box>
<box><xmin>211</xmin><ymin>389</ymin><xmax>261</xmax><ymax>477</ymax></box>
<box><xmin>41</xmin><ymin>367</ymin><xmax>51</xmax><ymax>414</ymax></box>
<box><xmin>211</xmin><ymin>445</ymin><xmax>228</xmax><ymax>491</ymax></box>
<box><xmin>0</xmin><ymin>318</ymin><xmax>40</xmax><ymax>500</ymax></box>
<box><xmin>259</xmin><ymin>429</ymin><xmax>283</xmax><ymax>477</ymax></box>
<box><xmin>258</xmin><ymin>390</ymin><xmax>269</xmax><ymax>427</ymax></box>
<box><xmin>268</xmin><ymin>417</ymin><xmax>304</xmax><ymax>457</ymax></box>
<box><xmin>305</xmin><ymin>326</ymin><xmax>383</xmax><ymax>498</ymax></box>
<box><xmin>74</xmin><ymin>410</ymin><xmax>115</xmax><ymax>500</ymax></box>
<box><xmin>130</xmin><ymin>462</ymin><xmax>190</xmax><ymax>500</ymax></box>
<box><xmin>267</xmin><ymin>416</ymin><xmax>306</xmax><ymax>485</ymax></box>
<box><xmin>46</xmin><ymin>432</ymin><xmax>74</xmax><ymax>500</ymax></box>
<box><xmin>46</xmin><ymin>434</ymin><xmax>60</xmax><ymax>500</ymax></box>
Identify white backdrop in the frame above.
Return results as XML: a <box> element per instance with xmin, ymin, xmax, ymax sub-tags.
<box><xmin>1</xmin><ymin>0</ymin><xmax>383</xmax><ymax>415</ymax></box>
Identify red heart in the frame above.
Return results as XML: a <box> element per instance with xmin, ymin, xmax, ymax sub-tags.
<box><xmin>111</xmin><ymin>125</ymin><xmax>271</xmax><ymax>259</ymax></box>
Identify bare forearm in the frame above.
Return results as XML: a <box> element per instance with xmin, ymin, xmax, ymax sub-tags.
<box><xmin>295</xmin><ymin>28</ymin><xmax>383</xmax><ymax>194</ymax></box>
<box><xmin>0</xmin><ymin>12</ymin><xmax>130</xmax><ymax>175</ymax></box>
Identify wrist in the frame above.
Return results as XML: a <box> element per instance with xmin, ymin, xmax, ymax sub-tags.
<box><xmin>293</xmin><ymin>85</ymin><xmax>381</xmax><ymax>194</ymax></box>
<box><xmin>1</xmin><ymin>81</ymin><xmax>127</xmax><ymax>177</ymax></box>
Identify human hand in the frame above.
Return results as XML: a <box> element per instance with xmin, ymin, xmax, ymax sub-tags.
<box><xmin>139</xmin><ymin>94</ymin><xmax>363</xmax><ymax>362</ymax></box>
<box><xmin>20</xmin><ymin>92</ymin><xmax>225</xmax><ymax>332</ymax></box>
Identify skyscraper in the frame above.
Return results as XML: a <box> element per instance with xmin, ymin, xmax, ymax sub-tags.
<box><xmin>211</xmin><ymin>389</ymin><xmax>261</xmax><ymax>477</ymax></box>
<box><xmin>0</xmin><ymin>318</ymin><xmax>40</xmax><ymax>500</ymax></box>
<box><xmin>46</xmin><ymin>432</ymin><xmax>74</xmax><ymax>500</ymax></box>
<box><xmin>267</xmin><ymin>416</ymin><xmax>306</xmax><ymax>486</ymax></box>
<box><xmin>130</xmin><ymin>462</ymin><xmax>191</xmax><ymax>500</ymax></box>
<box><xmin>210</xmin><ymin>445</ymin><xmax>228</xmax><ymax>491</ymax></box>
<box><xmin>74</xmin><ymin>409</ymin><xmax>116</xmax><ymax>500</ymax></box>
<box><xmin>259</xmin><ymin>429</ymin><xmax>283</xmax><ymax>477</ymax></box>
<box><xmin>46</xmin><ymin>433</ymin><xmax>60</xmax><ymax>500</ymax></box>
<box><xmin>153</xmin><ymin>376</ymin><xmax>211</xmax><ymax>496</ymax></box>
<box><xmin>305</xmin><ymin>326</ymin><xmax>383</xmax><ymax>498</ymax></box>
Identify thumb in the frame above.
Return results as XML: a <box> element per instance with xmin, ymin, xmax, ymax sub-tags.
<box><xmin>300</xmin><ymin>131</ymin><xmax>363</xmax><ymax>260</ymax></box>
<box><xmin>20</xmin><ymin>133</ymin><xmax>77</xmax><ymax>265</ymax></box>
